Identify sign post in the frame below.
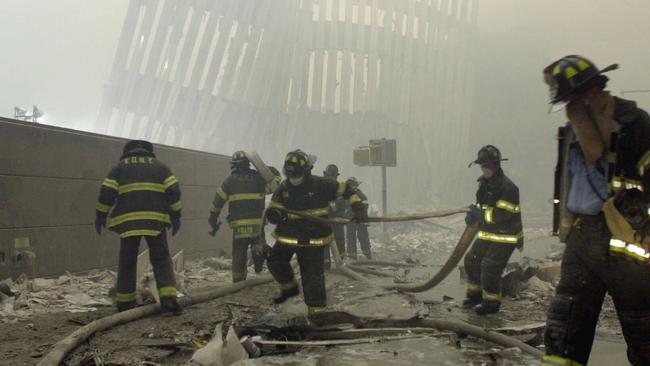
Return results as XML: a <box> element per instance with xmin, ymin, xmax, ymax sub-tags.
<box><xmin>353</xmin><ymin>138</ymin><xmax>397</xmax><ymax>233</ymax></box>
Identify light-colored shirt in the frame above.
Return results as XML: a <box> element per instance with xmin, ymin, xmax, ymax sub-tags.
<box><xmin>567</xmin><ymin>139</ymin><xmax>608</xmax><ymax>215</ymax></box>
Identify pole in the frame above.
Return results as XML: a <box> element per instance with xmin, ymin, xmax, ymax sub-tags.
<box><xmin>381</xmin><ymin>165</ymin><xmax>387</xmax><ymax>232</ymax></box>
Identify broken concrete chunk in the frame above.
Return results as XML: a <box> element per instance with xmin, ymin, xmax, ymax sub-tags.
<box><xmin>190</xmin><ymin>323</ymin><xmax>248</xmax><ymax>366</ymax></box>
<box><xmin>526</xmin><ymin>276</ymin><xmax>555</xmax><ymax>294</ymax></box>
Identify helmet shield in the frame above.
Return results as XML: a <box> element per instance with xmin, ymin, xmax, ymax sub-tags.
<box><xmin>543</xmin><ymin>55</ymin><xmax>618</xmax><ymax>106</ymax></box>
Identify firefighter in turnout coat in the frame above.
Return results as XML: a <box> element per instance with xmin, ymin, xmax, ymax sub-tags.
<box><xmin>95</xmin><ymin>140</ymin><xmax>182</xmax><ymax>314</ymax></box>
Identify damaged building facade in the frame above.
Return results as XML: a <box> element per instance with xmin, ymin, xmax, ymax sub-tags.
<box><xmin>96</xmin><ymin>0</ymin><xmax>478</xmax><ymax>207</ymax></box>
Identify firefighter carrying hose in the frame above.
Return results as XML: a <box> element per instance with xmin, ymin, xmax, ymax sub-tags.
<box><xmin>208</xmin><ymin>151</ymin><xmax>278</xmax><ymax>282</ymax></box>
<box><xmin>463</xmin><ymin>145</ymin><xmax>523</xmax><ymax>315</ymax></box>
<box><xmin>322</xmin><ymin>163</ymin><xmax>349</xmax><ymax>266</ymax></box>
<box><xmin>345</xmin><ymin>177</ymin><xmax>372</xmax><ymax>260</ymax></box>
<box><xmin>541</xmin><ymin>55</ymin><xmax>650</xmax><ymax>366</ymax></box>
<box><xmin>265</xmin><ymin>150</ymin><xmax>367</xmax><ymax>323</ymax></box>
<box><xmin>95</xmin><ymin>140</ymin><xmax>182</xmax><ymax>314</ymax></box>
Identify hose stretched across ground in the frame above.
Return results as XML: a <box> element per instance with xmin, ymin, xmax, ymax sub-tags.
<box><xmin>37</xmin><ymin>277</ymin><xmax>274</xmax><ymax>366</ymax></box>
<box><xmin>276</xmin><ymin>207</ymin><xmax>470</xmax><ymax>225</ymax></box>
<box><xmin>276</xmin><ymin>207</ymin><xmax>477</xmax><ymax>293</ymax></box>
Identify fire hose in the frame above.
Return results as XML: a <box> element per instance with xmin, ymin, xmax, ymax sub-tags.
<box><xmin>271</xmin><ymin>206</ymin><xmax>477</xmax><ymax>293</ymax></box>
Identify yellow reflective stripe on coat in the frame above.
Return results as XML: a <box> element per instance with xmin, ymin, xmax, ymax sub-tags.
<box><xmin>272</xmin><ymin>232</ymin><xmax>334</xmax><ymax>246</ymax></box>
<box><xmin>609</xmin><ymin>239</ymin><xmax>650</xmax><ymax>262</ymax></box>
<box><xmin>637</xmin><ymin>149</ymin><xmax>650</xmax><ymax>176</ymax></box>
<box><xmin>170</xmin><ymin>201</ymin><xmax>182</xmax><ymax>211</ymax></box>
<box><xmin>287</xmin><ymin>207</ymin><xmax>330</xmax><ymax>219</ymax></box>
<box><xmin>495</xmin><ymin>200</ymin><xmax>521</xmax><ymax>213</ymax></box>
<box><xmin>349</xmin><ymin>194</ymin><xmax>362</xmax><ymax>204</ymax></box>
<box><xmin>308</xmin><ymin>306</ymin><xmax>327</xmax><ymax>314</ymax></box>
<box><xmin>216</xmin><ymin>187</ymin><xmax>229</xmax><ymax>201</ymax></box>
<box><xmin>210</xmin><ymin>206</ymin><xmax>222</xmax><ymax>214</ymax></box>
<box><xmin>230</xmin><ymin>218</ymin><xmax>264</xmax><ymax>227</ymax></box>
<box><xmin>542</xmin><ymin>354</ymin><xmax>584</xmax><ymax>366</ymax></box>
<box><xmin>229</xmin><ymin>193</ymin><xmax>265</xmax><ymax>201</ymax></box>
<box><xmin>336</xmin><ymin>182</ymin><xmax>346</xmax><ymax>197</ymax></box>
<box><xmin>116</xmin><ymin>292</ymin><xmax>137</xmax><ymax>302</ymax></box>
<box><xmin>611</xmin><ymin>176</ymin><xmax>642</xmax><ymax>191</ymax></box>
<box><xmin>118</xmin><ymin>182</ymin><xmax>165</xmax><ymax>194</ymax></box>
<box><xmin>102</xmin><ymin>178</ymin><xmax>119</xmax><ymax>191</ymax></box>
<box><xmin>484</xmin><ymin>207</ymin><xmax>494</xmax><ymax>224</ymax></box>
<box><xmin>109</xmin><ymin>211</ymin><xmax>171</xmax><ymax>227</ymax></box>
<box><xmin>467</xmin><ymin>282</ymin><xmax>482</xmax><ymax>293</ymax></box>
<box><xmin>120</xmin><ymin>229</ymin><xmax>163</xmax><ymax>238</ymax></box>
<box><xmin>268</xmin><ymin>200</ymin><xmax>284</xmax><ymax>209</ymax></box>
<box><xmin>482</xmin><ymin>290</ymin><xmax>502</xmax><ymax>302</ymax></box>
<box><xmin>280</xmin><ymin>280</ymin><xmax>298</xmax><ymax>290</ymax></box>
<box><xmin>477</xmin><ymin>231</ymin><xmax>523</xmax><ymax>244</ymax></box>
<box><xmin>96</xmin><ymin>202</ymin><xmax>112</xmax><ymax>213</ymax></box>
<box><xmin>163</xmin><ymin>175</ymin><xmax>178</xmax><ymax>189</ymax></box>
<box><xmin>158</xmin><ymin>286</ymin><xmax>177</xmax><ymax>298</ymax></box>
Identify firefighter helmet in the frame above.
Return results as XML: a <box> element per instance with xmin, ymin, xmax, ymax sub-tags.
<box><xmin>323</xmin><ymin>164</ymin><xmax>340</xmax><ymax>177</ymax></box>
<box><xmin>123</xmin><ymin>140</ymin><xmax>154</xmax><ymax>154</ymax></box>
<box><xmin>543</xmin><ymin>55</ymin><xmax>618</xmax><ymax>104</ymax></box>
<box><xmin>283</xmin><ymin>150</ymin><xmax>312</xmax><ymax>178</ymax></box>
<box><xmin>230</xmin><ymin>151</ymin><xmax>249</xmax><ymax>166</ymax></box>
<box><xmin>347</xmin><ymin>177</ymin><xmax>361</xmax><ymax>188</ymax></box>
<box><xmin>471</xmin><ymin>145</ymin><xmax>507</xmax><ymax>167</ymax></box>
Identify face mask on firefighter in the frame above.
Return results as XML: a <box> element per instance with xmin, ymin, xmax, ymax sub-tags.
<box><xmin>480</xmin><ymin>162</ymin><xmax>498</xmax><ymax>179</ymax></box>
<box><xmin>289</xmin><ymin>176</ymin><xmax>305</xmax><ymax>186</ymax></box>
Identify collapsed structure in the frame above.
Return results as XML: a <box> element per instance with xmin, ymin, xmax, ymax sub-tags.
<box><xmin>97</xmin><ymin>0</ymin><xmax>478</xmax><ymax>205</ymax></box>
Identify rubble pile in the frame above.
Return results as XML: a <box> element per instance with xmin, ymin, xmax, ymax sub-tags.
<box><xmin>0</xmin><ymin>271</ymin><xmax>115</xmax><ymax>323</ymax></box>
<box><xmin>0</xmin><ymin>257</ymin><xmax>250</xmax><ymax>324</ymax></box>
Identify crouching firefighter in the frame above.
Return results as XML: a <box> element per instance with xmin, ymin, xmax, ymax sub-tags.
<box><xmin>95</xmin><ymin>140</ymin><xmax>182</xmax><ymax>314</ymax></box>
<box><xmin>542</xmin><ymin>55</ymin><xmax>650</xmax><ymax>366</ymax></box>
<box><xmin>208</xmin><ymin>151</ymin><xmax>278</xmax><ymax>282</ymax></box>
<box><xmin>463</xmin><ymin>145</ymin><xmax>523</xmax><ymax>315</ymax></box>
<box><xmin>265</xmin><ymin>150</ymin><xmax>368</xmax><ymax>322</ymax></box>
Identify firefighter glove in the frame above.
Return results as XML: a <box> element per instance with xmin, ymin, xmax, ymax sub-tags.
<box><xmin>171</xmin><ymin>216</ymin><xmax>181</xmax><ymax>236</ymax></box>
<box><xmin>465</xmin><ymin>204</ymin><xmax>482</xmax><ymax>226</ymax></box>
<box><xmin>265</xmin><ymin>207</ymin><xmax>287</xmax><ymax>225</ymax></box>
<box><xmin>615</xmin><ymin>188</ymin><xmax>649</xmax><ymax>231</ymax></box>
<box><xmin>94</xmin><ymin>216</ymin><xmax>106</xmax><ymax>235</ymax></box>
<box><xmin>208</xmin><ymin>212</ymin><xmax>221</xmax><ymax>234</ymax></box>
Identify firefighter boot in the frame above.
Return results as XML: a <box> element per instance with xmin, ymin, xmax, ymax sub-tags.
<box><xmin>273</xmin><ymin>281</ymin><xmax>300</xmax><ymax>304</ymax></box>
<box><xmin>308</xmin><ymin>307</ymin><xmax>329</xmax><ymax>327</ymax></box>
<box><xmin>462</xmin><ymin>294</ymin><xmax>482</xmax><ymax>309</ymax></box>
<box><xmin>117</xmin><ymin>300</ymin><xmax>137</xmax><ymax>313</ymax></box>
<box><xmin>474</xmin><ymin>300</ymin><xmax>500</xmax><ymax>315</ymax></box>
<box><xmin>160</xmin><ymin>296</ymin><xmax>183</xmax><ymax>315</ymax></box>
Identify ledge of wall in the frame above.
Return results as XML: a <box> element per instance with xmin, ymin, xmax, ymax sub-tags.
<box><xmin>0</xmin><ymin>117</ymin><xmax>233</xmax><ymax>279</ymax></box>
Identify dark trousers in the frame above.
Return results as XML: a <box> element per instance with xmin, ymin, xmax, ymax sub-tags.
<box><xmin>544</xmin><ymin>214</ymin><xmax>650</xmax><ymax>366</ymax></box>
<box><xmin>267</xmin><ymin>243</ymin><xmax>326</xmax><ymax>308</ymax></box>
<box><xmin>346</xmin><ymin>223</ymin><xmax>371</xmax><ymax>259</ymax></box>
<box><xmin>324</xmin><ymin>224</ymin><xmax>346</xmax><ymax>268</ymax></box>
<box><xmin>231</xmin><ymin>235</ymin><xmax>264</xmax><ymax>282</ymax></box>
<box><xmin>463</xmin><ymin>239</ymin><xmax>515</xmax><ymax>302</ymax></box>
<box><xmin>116</xmin><ymin>231</ymin><xmax>176</xmax><ymax>306</ymax></box>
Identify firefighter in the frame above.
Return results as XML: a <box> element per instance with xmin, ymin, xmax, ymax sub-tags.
<box><xmin>345</xmin><ymin>177</ymin><xmax>372</xmax><ymax>259</ymax></box>
<box><xmin>463</xmin><ymin>145</ymin><xmax>523</xmax><ymax>315</ymax></box>
<box><xmin>265</xmin><ymin>150</ymin><xmax>367</xmax><ymax>322</ymax></box>
<box><xmin>541</xmin><ymin>55</ymin><xmax>650</xmax><ymax>366</ymax></box>
<box><xmin>208</xmin><ymin>151</ymin><xmax>277</xmax><ymax>282</ymax></box>
<box><xmin>95</xmin><ymin>140</ymin><xmax>182</xmax><ymax>314</ymax></box>
<box><xmin>322</xmin><ymin>164</ymin><xmax>348</xmax><ymax>264</ymax></box>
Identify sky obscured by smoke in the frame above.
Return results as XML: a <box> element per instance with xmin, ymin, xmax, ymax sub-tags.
<box><xmin>2</xmin><ymin>0</ymin><xmax>650</xmax><ymax>210</ymax></box>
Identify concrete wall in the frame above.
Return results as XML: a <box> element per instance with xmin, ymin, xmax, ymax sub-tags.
<box><xmin>0</xmin><ymin>117</ymin><xmax>233</xmax><ymax>279</ymax></box>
